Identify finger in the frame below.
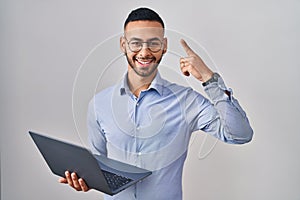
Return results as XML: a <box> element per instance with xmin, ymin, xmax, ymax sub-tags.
<box><xmin>182</xmin><ymin>68</ymin><xmax>190</xmax><ymax>76</ymax></box>
<box><xmin>180</xmin><ymin>62</ymin><xmax>191</xmax><ymax>76</ymax></box>
<box><xmin>180</xmin><ymin>57</ymin><xmax>185</xmax><ymax>64</ymax></box>
<box><xmin>79</xmin><ymin>178</ymin><xmax>89</xmax><ymax>192</ymax></box>
<box><xmin>180</xmin><ymin>58</ymin><xmax>190</xmax><ymax>76</ymax></box>
<box><xmin>180</xmin><ymin>39</ymin><xmax>195</xmax><ymax>56</ymax></box>
<box><xmin>65</xmin><ymin>171</ymin><xmax>73</xmax><ymax>187</ymax></box>
<box><xmin>181</xmin><ymin>62</ymin><xmax>203</xmax><ymax>80</ymax></box>
<box><xmin>179</xmin><ymin>58</ymin><xmax>186</xmax><ymax>70</ymax></box>
<box><xmin>71</xmin><ymin>172</ymin><xmax>81</xmax><ymax>190</ymax></box>
<box><xmin>183</xmin><ymin>56</ymin><xmax>213</xmax><ymax>81</ymax></box>
<box><xmin>58</xmin><ymin>177</ymin><xmax>68</xmax><ymax>184</ymax></box>
<box><xmin>182</xmin><ymin>65</ymin><xmax>191</xmax><ymax>76</ymax></box>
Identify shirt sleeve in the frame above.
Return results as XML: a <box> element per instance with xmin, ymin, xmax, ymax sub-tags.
<box><xmin>190</xmin><ymin>75</ymin><xmax>254</xmax><ymax>144</ymax></box>
<box><xmin>87</xmin><ymin>99</ymin><xmax>108</xmax><ymax>155</ymax></box>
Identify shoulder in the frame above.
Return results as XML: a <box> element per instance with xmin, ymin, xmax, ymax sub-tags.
<box><xmin>161</xmin><ymin>78</ymin><xmax>211</xmax><ymax>109</ymax></box>
<box><xmin>88</xmin><ymin>85</ymin><xmax>116</xmax><ymax>111</ymax></box>
<box><xmin>161</xmin><ymin>77</ymin><xmax>202</xmax><ymax>97</ymax></box>
<box><xmin>94</xmin><ymin>85</ymin><xmax>115</xmax><ymax>99</ymax></box>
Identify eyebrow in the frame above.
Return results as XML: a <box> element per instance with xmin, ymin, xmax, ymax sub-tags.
<box><xmin>128</xmin><ymin>37</ymin><xmax>162</xmax><ymax>41</ymax></box>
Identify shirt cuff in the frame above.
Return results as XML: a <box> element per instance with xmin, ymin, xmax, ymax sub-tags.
<box><xmin>203</xmin><ymin>75</ymin><xmax>233</xmax><ymax>104</ymax></box>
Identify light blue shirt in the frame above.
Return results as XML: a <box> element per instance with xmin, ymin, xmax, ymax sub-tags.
<box><xmin>87</xmin><ymin>72</ymin><xmax>253</xmax><ymax>200</ymax></box>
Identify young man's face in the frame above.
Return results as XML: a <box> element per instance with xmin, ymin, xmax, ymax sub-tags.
<box><xmin>120</xmin><ymin>21</ymin><xmax>167</xmax><ymax>78</ymax></box>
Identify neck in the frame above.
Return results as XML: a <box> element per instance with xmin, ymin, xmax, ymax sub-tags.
<box><xmin>127</xmin><ymin>67</ymin><xmax>157</xmax><ymax>97</ymax></box>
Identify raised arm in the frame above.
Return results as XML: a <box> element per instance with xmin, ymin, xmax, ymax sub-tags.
<box><xmin>180</xmin><ymin>39</ymin><xmax>253</xmax><ymax>144</ymax></box>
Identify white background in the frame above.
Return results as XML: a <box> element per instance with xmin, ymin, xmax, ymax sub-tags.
<box><xmin>1</xmin><ymin>0</ymin><xmax>299</xmax><ymax>199</ymax></box>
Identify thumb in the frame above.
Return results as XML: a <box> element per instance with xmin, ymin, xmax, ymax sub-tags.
<box><xmin>58</xmin><ymin>177</ymin><xmax>68</xmax><ymax>184</ymax></box>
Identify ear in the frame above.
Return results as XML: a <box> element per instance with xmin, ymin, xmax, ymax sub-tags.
<box><xmin>120</xmin><ymin>36</ymin><xmax>126</xmax><ymax>53</ymax></box>
<box><xmin>162</xmin><ymin>37</ymin><xmax>168</xmax><ymax>54</ymax></box>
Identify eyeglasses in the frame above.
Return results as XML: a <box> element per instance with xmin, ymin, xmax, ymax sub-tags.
<box><xmin>125</xmin><ymin>37</ymin><xmax>163</xmax><ymax>53</ymax></box>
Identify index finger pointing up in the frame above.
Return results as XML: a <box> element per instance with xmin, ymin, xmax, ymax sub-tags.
<box><xmin>180</xmin><ymin>39</ymin><xmax>195</xmax><ymax>56</ymax></box>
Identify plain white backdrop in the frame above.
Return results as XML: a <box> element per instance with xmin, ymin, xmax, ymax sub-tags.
<box><xmin>1</xmin><ymin>0</ymin><xmax>299</xmax><ymax>200</ymax></box>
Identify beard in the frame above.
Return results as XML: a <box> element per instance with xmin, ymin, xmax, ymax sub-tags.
<box><xmin>125</xmin><ymin>51</ymin><xmax>163</xmax><ymax>77</ymax></box>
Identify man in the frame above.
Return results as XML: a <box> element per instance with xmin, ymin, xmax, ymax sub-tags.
<box><xmin>59</xmin><ymin>7</ymin><xmax>253</xmax><ymax>200</ymax></box>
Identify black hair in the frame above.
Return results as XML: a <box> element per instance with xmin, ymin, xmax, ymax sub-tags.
<box><xmin>124</xmin><ymin>7</ymin><xmax>165</xmax><ymax>29</ymax></box>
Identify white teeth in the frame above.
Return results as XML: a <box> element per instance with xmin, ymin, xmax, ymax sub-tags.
<box><xmin>140</xmin><ymin>61</ymin><xmax>151</xmax><ymax>64</ymax></box>
<box><xmin>136</xmin><ymin>59</ymin><xmax>152</xmax><ymax>64</ymax></box>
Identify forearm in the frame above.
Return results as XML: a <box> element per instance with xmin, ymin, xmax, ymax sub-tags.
<box><xmin>204</xmin><ymin>76</ymin><xmax>253</xmax><ymax>144</ymax></box>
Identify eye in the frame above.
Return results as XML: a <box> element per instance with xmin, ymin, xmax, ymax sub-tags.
<box><xmin>130</xmin><ymin>41</ymin><xmax>141</xmax><ymax>46</ymax></box>
<box><xmin>149</xmin><ymin>41</ymin><xmax>161</xmax><ymax>47</ymax></box>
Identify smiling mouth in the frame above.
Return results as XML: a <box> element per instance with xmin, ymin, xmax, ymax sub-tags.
<box><xmin>135</xmin><ymin>57</ymin><xmax>154</xmax><ymax>67</ymax></box>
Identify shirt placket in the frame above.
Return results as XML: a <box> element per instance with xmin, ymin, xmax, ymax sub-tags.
<box><xmin>132</xmin><ymin>94</ymin><xmax>143</xmax><ymax>167</ymax></box>
<box><xmin>131</xmin><ymin>94</ymin><xmax>141</xmax><ymax>199</ymax></box>
<box><xmin>132</xmin><ymin>91</ymin><xmax>147</xmax><ymax>199</ymax></box>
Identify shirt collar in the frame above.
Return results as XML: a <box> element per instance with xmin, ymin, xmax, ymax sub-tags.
<box><xmin>119</xmin><ymin>72</ymin><xmax>164</xmax><ymax>96</ymax></box>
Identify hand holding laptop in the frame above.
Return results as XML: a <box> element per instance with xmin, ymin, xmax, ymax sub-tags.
<box><xmin>58</xmin><ymin>171</ymin><xmax>89</xmax><ymax>192</ymax></box>
<box><xmin>29</xmin><ymin>131</ymin><xmax>151</xmax><ymax>195</ymax></box>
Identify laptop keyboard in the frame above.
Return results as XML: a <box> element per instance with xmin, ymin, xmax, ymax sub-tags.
<box><xmin>102</xmin><ymin>170</ymin><xmax>133</xmax><ymax>191</ymax></box>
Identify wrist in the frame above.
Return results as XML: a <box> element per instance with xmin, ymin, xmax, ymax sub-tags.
<box><xmin>202</xmin><ymin>72</ymin><xmax>220</xmax><ymax>86</ymax></box>
<box><xmin>201</xmin><ymin>71</ymin><xmax>214</xmax><ymax>82</ymax></box>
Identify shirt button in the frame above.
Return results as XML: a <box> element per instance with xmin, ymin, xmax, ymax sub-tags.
<box><xmin>136</xmin><ymin>126</ymin><xmax>140</xmax><ymax>131</ymax></box>
<box><xmin>138</xmin><ymin>152</ymin><xmax>142</xmax><ymax>156</ymax></box>
<box><xmin>136</xmin><ymin>103</ymin><xmax>139</xmax><ymax>106</ymax></box>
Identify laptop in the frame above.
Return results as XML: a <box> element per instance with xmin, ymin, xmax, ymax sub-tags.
<box><xmin>29</xmin><ymin>131</ymin><xmax>152</xmax><ymax>195</ymax></box>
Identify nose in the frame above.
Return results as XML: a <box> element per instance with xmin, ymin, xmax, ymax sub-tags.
<box><xmin>138</xmin><ymin>43</ymin><xmax>152</xmax><ymax>56</ymax></box>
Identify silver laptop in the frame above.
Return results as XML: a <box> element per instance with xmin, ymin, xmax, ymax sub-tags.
<box><xmin>29</xmin><ymin>131</ymin><xmax>152</xmax><ymax>195</ymax></box>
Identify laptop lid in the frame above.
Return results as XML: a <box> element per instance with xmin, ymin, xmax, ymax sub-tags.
<box><xmin>29</xmin><ymin>131</ymin><xmax>152</xmax><ymax>195</ymax></box>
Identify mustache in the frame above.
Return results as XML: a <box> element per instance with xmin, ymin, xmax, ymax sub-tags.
<box><xmin>123</xmin><ymin>51</ymin><xmax>155</xmax><ymax>60</ymax></box>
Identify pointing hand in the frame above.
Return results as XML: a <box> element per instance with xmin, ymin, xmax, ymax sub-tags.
<box><xmin>180</xmin><ymin>39</ymin><xmax>213</xmax><ymax>82</ymax></box>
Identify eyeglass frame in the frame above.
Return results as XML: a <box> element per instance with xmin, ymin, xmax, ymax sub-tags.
<box><xmin>124</xmin><ymin>36</ymin><xmax>165</xmax><ymax>53</ymax></box>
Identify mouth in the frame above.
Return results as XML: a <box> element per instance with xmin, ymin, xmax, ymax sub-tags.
<box><xmin>135</xmin><ymin>57</ymin><xmax>154</xmax><ymax>67</ymax></box>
